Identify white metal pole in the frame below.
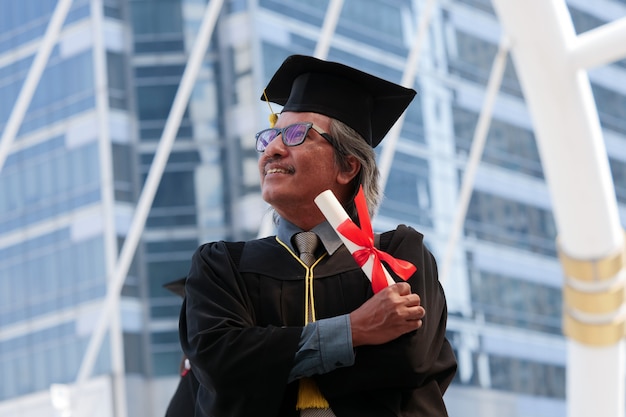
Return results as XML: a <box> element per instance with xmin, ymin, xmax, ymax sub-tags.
<box><xmin>88</xmin><ymin>0</ymin><xmax>128</xmax><ymax>416</ymax></box>
<box><xmin>75</xmin><ymin>0</ymin><xmax>225</xmax><ymax>384</ymax></box>
<box><xmin>378</xmin><ymin>0</ymin><xmax>436</xmax><ymax>193</ymax></box>
<box><xmin>570</xmin><ymin>16</ymin><xmax>626</xmax><ymax>70</ymax></box>
<box><xmin>314</xmin><ymin>0</ymin><xmax>344</xmax><ymax>59</ymax></box>
<box><xmin>439</xmin><ymin>37</ymin><xmax>509</xmax><ymax>284</ymax></box>
<box><xmin>0</xmin><ymin>0</ymin><xmax>74</xmax><ymax>174</ymax></box>
<box><xmin>491</xmin><ymin>1</ymin><xmax>626</xmax><ymax>417</ymax></box>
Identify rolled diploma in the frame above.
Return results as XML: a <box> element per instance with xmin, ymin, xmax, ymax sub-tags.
<box><xmin>314</xmin><ymin>190</ymin><xmax>395</xmax><ymax>287</ymax></box>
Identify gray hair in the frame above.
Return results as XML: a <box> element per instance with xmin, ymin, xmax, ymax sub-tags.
<box><xmin>327</xmin><ymin>118</ymin><xmax>381</xmax><ymax>219</ymax></box>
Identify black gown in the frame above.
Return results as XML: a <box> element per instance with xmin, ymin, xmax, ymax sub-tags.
<box><xmin>179</xmin><ymin>224</ymin><xmax>457</xmax><ymax>417</ymax></box>
<box><xmin>164</xmin><ymin>366</ymin><xmax>201</xmax><ymax>417</ymax></box>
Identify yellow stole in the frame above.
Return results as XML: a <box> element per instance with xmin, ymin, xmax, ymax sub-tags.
<box><xmin>276</xmin><ymin>237</ymin><xmax>330</xmax><ymax>409</ymax></box>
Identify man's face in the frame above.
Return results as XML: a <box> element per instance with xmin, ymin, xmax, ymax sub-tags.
<box><xmin>258</xmin><ymin>112</ymin><xmax>355</xmax><ymax>222</ymax></box>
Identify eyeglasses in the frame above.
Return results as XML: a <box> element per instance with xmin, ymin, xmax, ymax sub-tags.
<box><xmin>255</xmin><ymin>122</ymin><xmax>334</xmax><ymax>152</ymax></box>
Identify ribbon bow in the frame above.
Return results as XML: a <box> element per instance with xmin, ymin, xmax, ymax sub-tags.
<box><xmin>336</xmin><ymin>186</ymin><xmax>417</xmax><ymax>293</ymax></box>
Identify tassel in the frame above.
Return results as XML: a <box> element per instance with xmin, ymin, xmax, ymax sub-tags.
<box><xmin>296</xmin><ymin>377</ymin><xmax>330</xmax><ymax>409</ymax></box>
<box><xmin>263</xmin><ymin>89</ymin><xmax>278</xmax><ymax>128</ymax></box>
<box><xmin>269</xmin><ymin>112</ymin><xmax>278</xmax><ymax>127</ymax></box>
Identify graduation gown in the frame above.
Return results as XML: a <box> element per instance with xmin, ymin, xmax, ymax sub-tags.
<box><xmin>179</xmin><ymin>224</ymin><xmax>457</xmax><ymax>417</ymax></box>
<box><xmin>164</xmin><ymin>367</ymin><xmax>201</xmax><ymax>417</ymax></box>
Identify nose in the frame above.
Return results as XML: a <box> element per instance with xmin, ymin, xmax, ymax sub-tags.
<box><xmin>262</xmin><ymin>131</ymin><xmax>287</xmax><ymax>156</ymax></box>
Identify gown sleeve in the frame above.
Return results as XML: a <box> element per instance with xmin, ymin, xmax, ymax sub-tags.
<box><xmin>315</xmin><ymin>226</ymin><xmax>457</xmax><ymax>408</ymax></box>
<box><xmin>179</xmin><ymin>241</ymin><xmax>303</xmax><ymax>417</ymax></box>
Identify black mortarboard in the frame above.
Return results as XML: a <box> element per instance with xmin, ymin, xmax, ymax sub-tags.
<box><xmin>163</xmin><ymin>277</ymin><xmax>186</xmax><ymax>298</ymax></box>
<box><xmin>261</xmin><ymin>55</ymin><xmax>416</xmax><ymax>148</ymax></box>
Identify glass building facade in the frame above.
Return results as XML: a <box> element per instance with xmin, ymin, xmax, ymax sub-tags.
<box><xmin>0</xmin><ymin>0</ymin><xmax>625</xmax><ymax>416</ymax></box>
<box><xmin>1</xmin><ymin>0</ymin><xmax>122</xmax><ymax>405</ymax></box>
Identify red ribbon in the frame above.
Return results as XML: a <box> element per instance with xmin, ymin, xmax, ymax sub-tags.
<box><xmin>336</xmin><ymin>186</ymin><xmax>417</xmax><ymax>293</ymax></box>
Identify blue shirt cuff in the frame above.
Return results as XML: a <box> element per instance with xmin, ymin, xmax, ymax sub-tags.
<box><xmin>288</xmin><ymin>314</ymin><xmax>355</xmax><ymax>382</ymax></box>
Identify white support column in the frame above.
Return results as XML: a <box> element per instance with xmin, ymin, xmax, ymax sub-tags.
<box><xmin>75</xmin><ymin>0</ymin><xmax>225</xmax><ymax>387</ymax></box>
<box><xmin>491</xmin><ymin>1</ymin><xmax>626</xmax><ymax>416</ymax></box>
<box><xmin>0</xmin><ymin>0</ymin><xmax>74</xmax><ymax>173</ymax></box>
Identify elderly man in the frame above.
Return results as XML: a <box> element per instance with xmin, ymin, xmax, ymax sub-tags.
<box><xmin>180</xmin><ymin>55</ymin><xmax>456</xmax><ymax>417</ymax></box>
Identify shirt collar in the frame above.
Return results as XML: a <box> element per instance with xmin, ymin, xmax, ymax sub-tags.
<box><xmin>275</xmin><ymin>216</ymin><xmax>344</xmax><ymax>256</ymax></box>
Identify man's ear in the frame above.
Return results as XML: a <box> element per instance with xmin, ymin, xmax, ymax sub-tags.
<box><xmin>337</xmin><ymin>155</ymin><xmax>361</xmax><ymax>185</ymax></box>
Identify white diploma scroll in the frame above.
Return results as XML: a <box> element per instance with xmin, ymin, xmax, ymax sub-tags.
<box><xmin>314</xmin><ymin>190</ymin><xmax>395</xmax><ymax>287</ymax></box>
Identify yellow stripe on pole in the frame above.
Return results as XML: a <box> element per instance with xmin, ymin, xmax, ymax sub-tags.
<box><xmin>558</xmin><ymin>233</ymin><xmax>626</xmax><ymax>282</ymax></box>
<box><xmin>563</xmin><ymin>313</ymin><xmax>626</xmax><ymax>346</ymax></box>
<box><xmin>559</xmin><ymin>230</ymin><xmax>626</xmax><ymax>346</ymax></box>
<box><xmin>564</xmin><ymin>283</ymin><xmax>625</xmax><ymax>315</ymax></box>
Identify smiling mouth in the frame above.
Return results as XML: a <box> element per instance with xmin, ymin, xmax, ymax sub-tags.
<box><xmin>265</xmin><ymin>167</ymin><xmax>294</xmax><ymax>175</ymax></box>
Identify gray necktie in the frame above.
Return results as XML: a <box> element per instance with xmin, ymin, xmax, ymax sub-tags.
<box><xmin>294</xmin><ymin>231</ymin><xmax>319</xmax><ymax>323</ymax></box>
<box><xmin>293</xmin><ymin>232</ymin><xmax>335</xmax><ymax>417</ymax></box>
<box><xmin>294</xmin><ymin>231</ymin><xmax>319</xmax><ymax>267</ymax></box>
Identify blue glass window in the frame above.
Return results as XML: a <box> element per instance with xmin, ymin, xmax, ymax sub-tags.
<box><xmin>609</xmin><ymin>157</ymin><xmax>626</xmax><ymax>204</ymax></box>
<box><xmin>0</xmin><ymin>51</ymin><xmax>96</xmax><ymax>136</ymax></box>
<box><xmin>130</xmin><ymin>0</ymin><xmax>183</xmax><ymax>36</ymax></box>
<box><xmin>449</xmin><ymin>31</ymin><xmax>522</xmax><ymax>97</ymax></box>
<box><xmin>592</xmin><ymin>83</ymin><xmax>626</xmax><ymax>135</ymax></box>
<box><xmin>136</xmin><ymin>84</ymin><xmax>179</xmax><ymax>120</ymax></box>
<box><xmin>379</xmin><ymin>152</ymin><xmax>433</xmax><ymax>227</ymax></box>
<box><xmin>0</xmin><ymin>321</ymin><xmax>111</xmax><ymax>400</ymax></box>
<box><xmin>0</xmin><ymin>231</ymin><xmax>106</xmax><ymax>327</ymax></box>
<box><xmin>0</xmin><ymin>140</ymin><xmax>101</xmax><ymax>233</ymax></box>
<box><xmin>465</xmin><ymin>191</ymin><xmax>557</xmax><ymax>256</ymax></box>
<box><xmin>453</xmin><ymin>107</ymin><xmax>543</xmax><ymax>178</ymax></box>
<box><xmin>469</xmin><ymin>269</ymin><xmax>561</xmax><ymax>334</ymax></box>
<box><xmin>490</xmin><ymin>355</ymin><xmax>565</xmax><ymax>398</ymax></box>
<box><xmin>107</xmin><ymin>52</ymin><xmax>129</xmax><ymax>110</ymax></box>
<box><xmin>143</xmin><ymin>169</ymin><xmax>197</xmax><ymax>227</ymax></box>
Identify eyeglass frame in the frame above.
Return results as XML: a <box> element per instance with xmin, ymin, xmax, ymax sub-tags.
<box><xmin>255</xmin><ymin>122</ymin><xmax>335</xmax><ymax>152</ymax></box>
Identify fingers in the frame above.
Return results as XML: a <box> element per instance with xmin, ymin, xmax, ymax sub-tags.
<box><xmin>391</xmin><ymin>282</ymin><xmax>412</xmax><ymax>295</ymax></box>
<box><xmin>405</xmin><ymin>293</ymin><xmax>421</xmax><ymax>307</ymax></box>
<box><xmin>388</xmin><ymin>283</ymin><xmax>421</xmax><ymax>307</ymax></box>
<box><xmin>402</xmin><ymin>304</ymin><xmax>425</xmax><ymax>320</ymax></box>
<box><xmin>406</xmin><ymin>306</ymin><xmax>425</xmax><ymax>331</ymax></box>
<box><xmin>351</xmin><ymin>284</ymin><xmax>426</xmax><ymax>346</ymax></box>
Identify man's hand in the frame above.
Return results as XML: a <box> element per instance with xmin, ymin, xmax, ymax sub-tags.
<box><xmin>349</xmin><ymin>282</ymin><xmax>425</xmax><ymax>347</ymax></box>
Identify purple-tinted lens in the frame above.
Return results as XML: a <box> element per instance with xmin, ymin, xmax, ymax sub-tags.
<box><xmin>283</xmin><ymin>124</ymin><xmax>310</xmax><ymax>146</ymax></box>
<box><xmin>255</xmin><ymin>123</ymin><xmax>313</xmax><ymax>152</ymax></box>
<box><xmin>256</xmin><ymin>129</ymin><xmax>279</xmax><ymax>151</ymax></box>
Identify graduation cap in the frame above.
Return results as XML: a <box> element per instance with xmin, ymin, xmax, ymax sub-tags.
<box><xmin>261</xmin><ymin>55</ymin><xmax>416</xmax><ymax>148</ymax></box>
<box><xmin>163</xmin><ymin>277</ymin><xmax>186</xmax><ymax>298</ymax></box>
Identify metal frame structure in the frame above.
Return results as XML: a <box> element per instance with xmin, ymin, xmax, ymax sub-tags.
<box><xmin>491</xmin><ymin>2</ymin><xmax>626</xmax><ymax>416</ymax></box>
<box><xmin>75</xmin><ymin>1</ymin><xmax>226</xmax><ymax>414</ymax></box>
<box><xmin>439</xmin><ymin>35</ymin><xmax>510</xmax><ymax>285</ymax></box>
<box><xmin>2</xmin><ymin>0</ymin><xmax>626</xmax><ymax>416</ymax></box>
